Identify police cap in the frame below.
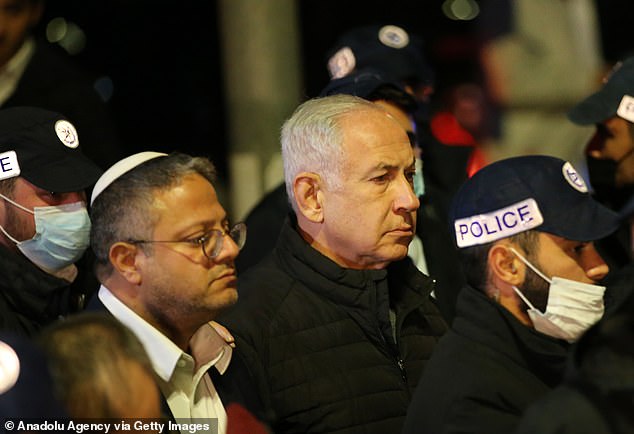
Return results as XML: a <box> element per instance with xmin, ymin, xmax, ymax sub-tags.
<box><xmin>0</xmin><ymin>107</ymin><xmax>102</xmax><ymax>193</ymax></box>
<box><xmin>450</xmin><ymin>155</ymin><xmax>620</xmax><ymax>248</ymax></box>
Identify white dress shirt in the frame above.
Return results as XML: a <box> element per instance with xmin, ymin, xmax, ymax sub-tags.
<box><xmin>99</xmin><ymin>286</ymin><xmax>232</xmax><ymax>434</ymax></box>
<box><xmin>0</xmin><ymin>38</ymin><xmax>34</xmax><ymax>106</ymax></box>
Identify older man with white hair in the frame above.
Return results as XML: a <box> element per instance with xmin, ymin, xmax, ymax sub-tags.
<box><xmin>222</xmin><ymin>94</ymin><xmax>447</xmax><ymax>434</ymax></box>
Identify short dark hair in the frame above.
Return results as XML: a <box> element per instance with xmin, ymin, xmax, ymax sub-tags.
<box><xmin>90</xmin><ymin>152</ymin><xmax>216</xmax><ymax>281</ymax></box>
<box><xmin>0</xmin><ymin>177</ymin><xmax>17</xmax><ymax>197</ymax></box>
<box><xmin>458</xmin><ymin>230</ymin><xmax>540</xmax><ymax>292</ymax></box>
<box><xmin>37</xmin><ymin>313</ymin><xmax>155</xmax><ymax>418</ymax></box>
<box><xmin>368</xmin><ymin>85</ymin><xmax>417</xmax><ymax>114</ymax></box>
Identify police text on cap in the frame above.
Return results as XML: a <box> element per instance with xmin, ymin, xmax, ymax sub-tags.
<box><xmin>0</xmin><ymin>151</ymin><xmax>21</xmax><ymax>181</ymax></box>
<box><xmin>454</xmin><ymin>198</ymin><xmax>544</xmax><ymax>248</ymax></box>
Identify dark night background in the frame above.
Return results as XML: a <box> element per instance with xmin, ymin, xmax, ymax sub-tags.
<box><xmin>35</xmin><ymin>0</ymin><xmax>634</xmax><ymax>182</ymax></box>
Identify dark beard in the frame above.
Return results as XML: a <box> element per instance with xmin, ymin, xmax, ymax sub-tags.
<box><xmin>518</xmin><ymin>261</ymin><xmax>550</xmax><ymax>313</ymax></box>
<box><xmin>587</xmin><ymin>155</ymin><xmax>634</xmax><ymax>211</ymax></box>
<box><xmin>2</xmin><ymin>201</ymin><xmax>32</xmax><ymax>244</ymax></box>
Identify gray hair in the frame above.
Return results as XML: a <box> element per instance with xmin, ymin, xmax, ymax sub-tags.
<box><xmin>90</xmin><ymin>152</ymin><xmax>216</xmax><ymax>281</ymax></box>
<box><xmin>281</xmin><ymin>94</ymin><xmax>381</xmax><ymax>208</ymax></box>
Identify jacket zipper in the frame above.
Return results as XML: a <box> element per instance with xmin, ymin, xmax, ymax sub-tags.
<box><xmin>378</xmin><ymin>325</ymin><xmax>408</xmax><ymax>385</ymax></box>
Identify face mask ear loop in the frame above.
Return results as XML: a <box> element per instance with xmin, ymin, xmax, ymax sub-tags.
<box><xmin>0</xmin><ymin>224</ymin><xmax>19</xmax><ymax>244</ymax></box>
<box><xmin>511</xmin><ymin>285</ymin><xmax>538</xmax><ymax>311</ymax></box>
<box><xmin>0</xmin><ymin>194</ymin><xmax>32</xmax><ymax>244</ymax></box>
<box><xmin>508</xmin><ymin>247</ymin><xmax>552</xmax><ymax>284</ymax></box>
<box><xmin>0</xmin><ymin>193</ymin><xmax>34</xmax><ymax>214</ymax></box>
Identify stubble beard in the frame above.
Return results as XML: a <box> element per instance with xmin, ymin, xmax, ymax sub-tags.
<box><xmin>518</xmin><ymin>258</ymin><xmax>550</xmax><ymax>313</ymax></box>
<box><xmin>1</xmin><ymin>204</ymin><xmax>34</xmax><ymax>250</ymax></box>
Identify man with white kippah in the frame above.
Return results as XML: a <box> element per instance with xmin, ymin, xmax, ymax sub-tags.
<box><xmin>402</xmin><ymin>155</ymin><xmax>620</xmax><ymax>434</ymax></box>
<box><xmin>0</xmin><ymin>106</ymin><xmax>102</xmax><ymax>336</ymax></box>
<box><xmin>87</xmin><ymin>152</ymin><xmax>267</xmax><ymax>431</ymax></box>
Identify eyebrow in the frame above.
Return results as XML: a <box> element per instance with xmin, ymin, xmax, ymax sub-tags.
<box><xmin>367</xmin><ymin>158</ymin><xmax>416</xmax><ymax>174</ymax></box>
<box><xmin>177</xmin><ymin>214</ymin><xmax>230</xmax><ymax>236</ymax></box>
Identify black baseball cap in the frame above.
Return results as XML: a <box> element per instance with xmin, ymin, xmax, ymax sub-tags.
<box><xmin>326</xmin><ymin>24</ymin><xmax>434</xmax><ymax>86</ymax></box>
<box><xmin>450</xmin><ymin>155</ymin><xmax>620</xmax><ymax>248</ymax></box>
<box><xmin>0</xmin><ymin>107</ymin><xmax>103</xmax><ymax>192</ymax></box>
<box><xmin>319</xmin><ymin>68</ymin><xmax>417</xmax><ymax>112</ymax></box>
<box><xmin>568</xmin><ymin>57</ymin><xmax>634</xmax><ymax>125</ymax></box>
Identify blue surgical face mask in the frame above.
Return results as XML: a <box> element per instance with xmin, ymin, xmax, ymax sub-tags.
<box><xmin>0</xmin><ymin>194</ymin><xmax>91</xmax><ymax>272</ymax></box>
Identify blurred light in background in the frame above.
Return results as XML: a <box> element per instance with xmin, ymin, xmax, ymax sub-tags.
<box><xmin>442</xmin><ymin>0</ymin><xmax>480</xmax><ymax>21</ymax></box>
<box><xmin>46</xmin><ymin>17</ymin><xmax>87</xmax><ymax>55</ymax></box>
<box><xmin>45</xmin><ymin>17</ymin><xmax>67</xmax><ymax>43</ymax></box>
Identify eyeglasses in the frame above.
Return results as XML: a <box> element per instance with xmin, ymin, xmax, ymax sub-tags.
<box><xmin>128</xmin><ymin>222</ymin><xmax>247</xmax><ymax>260</ymax></box>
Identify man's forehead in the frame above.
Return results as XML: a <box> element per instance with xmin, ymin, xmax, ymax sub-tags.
<box><xmin>541</xmin><ymin>232</ymin><xmax>585</xmax><ymax>245</ymax></box>
<box><xmin>342</xmin><ymin>105</ymin><xmax>393</xmax><ymax>123</ymax></box>
<box><xmin>373</xmin><ymin>100</ymin><xmax>414</xmax><ymax>132</ymax></box>
<box><xmin>152</xmin><ymin>177</ymin><xmax>217</xmax><ymax>207</ymax></box>
<box><xmin>14</xmin><ymin>177</ymin><xmax>56</xmax><ymax>194</ymax></box>
<box><xmin>343</xmin><ymin>142</ymin><xmax>415</xmax><ymax>176</ymax></box>
<box><xmin>152</xmin><ymin>178</ymin><xmax>224</xmax><ymax>225</ymax></box>
<box><xmin>342</xmin><ymin>110</ymin><xmax>409</xmax><ymax>142</ymax></box>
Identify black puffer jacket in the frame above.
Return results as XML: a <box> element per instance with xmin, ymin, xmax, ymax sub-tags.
<box><xmin>402</xmin><ymin>285</ymin><xmax>570</xmax><ymax>434</ymax></box>
<box><xmin>222</xmin><ymin>218</ymin><xmax>447</xmax><ymax>434</ymax></box>
<box><xmin>514</xmin><ymin>288</ymin><xmax>634</xmax><ymax>434</ymax></box>
<box><xmin>0</xmin><ymin>245</ymin><xmax>93</xmax><ymax>336</ymax></box>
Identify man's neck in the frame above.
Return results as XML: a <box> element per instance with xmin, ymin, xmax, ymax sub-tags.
<box><xmin>487</xmin><ymin>282</ymin><xmax>533</xmax><ymax>327</ymax></box>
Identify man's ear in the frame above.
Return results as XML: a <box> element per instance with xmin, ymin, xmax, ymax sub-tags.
<box><xmin>109</xmin><ymin>242</ymin><xmax>143</xmax><ymax>285</ymax></box>
<box><xmin>293</xmin><ymin>172</ymin><xmax>324</xmax><ymax>223</ymax></box>
<box><xmin>488</xmin><ymin>243</ymin><xmax>524</xmax><ymax>287</ymax></box>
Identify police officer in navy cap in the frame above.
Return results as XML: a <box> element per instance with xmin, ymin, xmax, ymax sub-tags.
<box><xmin>402</xmin><ymin>155</ymin><xmax>620</xmax><ymax>434</ymax></box>
<box><xmin>568</xmin><ymin>56</ymin><xmax>634</xmax><ymax>270</ymax></box>
<box><xmin>326</xmin><ymin>24</ymin><xmax>435</xmax><ymax>103</ymax></box>
<box><xmin>0</xmin><ymin>106</ymin><xmax>102</xmax><ymax>336</ymax></box>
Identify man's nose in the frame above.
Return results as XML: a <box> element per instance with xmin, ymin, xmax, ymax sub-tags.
<box><xmin>394</xmin><ymin>176</ymin><xmax>420</xmax><ymax>213</ymax></box>
<box><xmin>585</xmin><ymin>244</ymin><xmax>610</xmax><ymax>282</ymax></box>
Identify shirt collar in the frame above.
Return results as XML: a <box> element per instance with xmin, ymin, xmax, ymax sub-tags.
<box><xmin>0</xmin><ymin>38</ymin><xmax>35</xmax><ymax>105</ymax></box>
<box><xmin>98</xmin><ymin>286</ymin><xmax>232</xmax><ymax>381</ymax></box>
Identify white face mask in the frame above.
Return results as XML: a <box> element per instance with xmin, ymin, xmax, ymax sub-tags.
<box><xmin>0</xmin><ymin>194</ymin><xmax>90</xmax><ymax>273</ymax></box>
<box><xmin>510</xmin><ymin>248</ymin><xmax>605</xmax><ymax>343</ymax></box>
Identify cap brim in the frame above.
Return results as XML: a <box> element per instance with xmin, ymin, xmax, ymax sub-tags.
<box><xmin>320</xmin><ymin>73</ymin><xmax>404</xmax><ymax>98</ymax></box>
<box><xmin>620</xmin><ymin>195</ymin><xmax>634</xmax><ymax>220</ymax></box>
<box><xmin>21</xmin><ymin>151</ymin><xmax>103</xmax><ymax>193</ymax></box>
<box><xmin>568</xmin><ymin>89</ymin><xmax>619</xmax><ymax>125</ymax></box>
<box><xmin>542</xmin><ymin>195</ymin><xmax>620</xmax><ymax>241</ymax></box>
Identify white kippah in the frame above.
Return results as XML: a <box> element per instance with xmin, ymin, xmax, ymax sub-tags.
<box><xmin>90</xmin><ymin>151</ymin><xmax>167</xmax><ymax>205</ymax></box>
